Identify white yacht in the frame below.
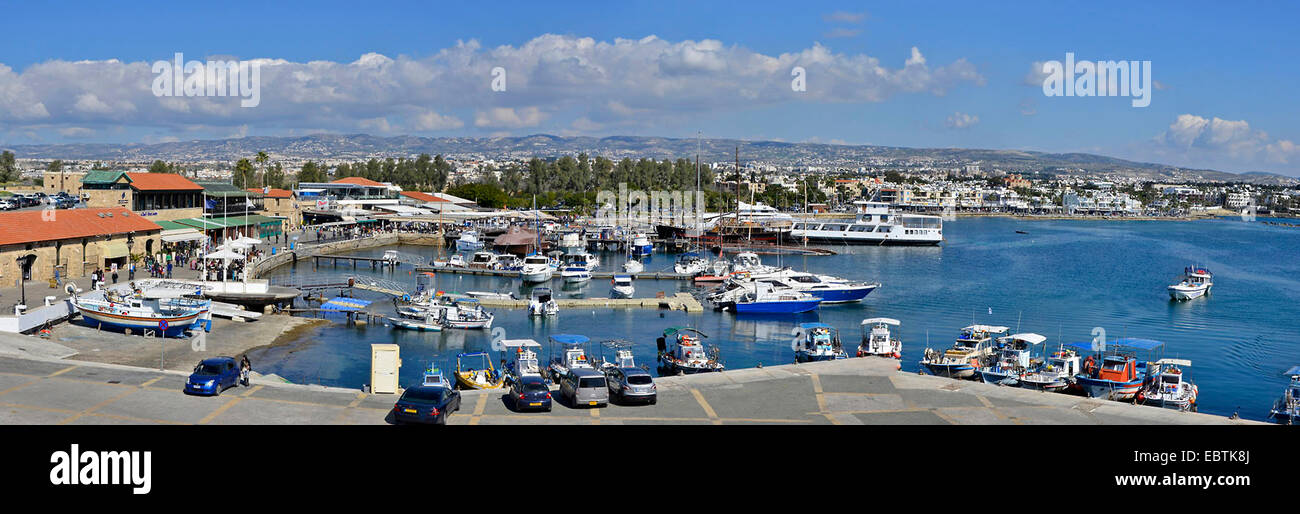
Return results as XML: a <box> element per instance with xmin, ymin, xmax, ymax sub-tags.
<box><xmin>468</xmin><ymin>251</ymin><xmax>500</xmax><ymax>270</ymax></box>
<box><xmin>789</xmin><ymin>201</ymin><xmax>942</xmax><ymax>246</ymax></box>
<box><xmin>610</xmin><ymin>275</ymin><xmax>635</xmax><ymax>298</ymax></box>
<box><xmin>456</xmin><ymin>230</ymin><xmax>486</xmax><ymax>252</ymax></box>
<box><xmin>520</xmin><ymin>255</ymin><xmax>553</xmax><ymax>283</ymax></box>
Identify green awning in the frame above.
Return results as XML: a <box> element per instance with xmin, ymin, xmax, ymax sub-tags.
<box><xmin>153</xmin><ymin>220</ymin><xmax>191</xmax><ymax>231</ymax></box>
<box><xmin>174</xmin><ymin>215</ymin><xmax>281</xmax><ymax>230</ymax></box>
<box><xmin>103</xmin><ymin>241</ymin><xmax>129</xmax><ymax>259</ymax></box>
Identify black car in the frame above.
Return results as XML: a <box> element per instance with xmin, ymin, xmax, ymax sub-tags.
<box><xmin>508</xmin><ymin>375</ymin><xmax>552</xmax><ymax>412</ymax></box>
<box><xmin>392</xmin><ymin>385</ymin><xmax>461</xmax><ymax>425</ymax></box>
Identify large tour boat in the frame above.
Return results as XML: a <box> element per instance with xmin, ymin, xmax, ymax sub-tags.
<box><xmin>789</xmin><ymin>201</ymin><xmax>942</xmax><ymax>246</ymax></box>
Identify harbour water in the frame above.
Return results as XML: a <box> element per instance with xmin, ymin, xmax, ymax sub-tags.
<box><xmin>251</xmin><ymin>216</ymin><xmax>1300</xmax><ymax>421</ymax></box>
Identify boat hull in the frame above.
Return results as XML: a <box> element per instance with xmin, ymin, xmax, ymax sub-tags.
<box><xmin>979</xmin><ymin>369</ymin><xmax>1020</xmax><ymax>385</ymax></box>
<box><xmin>1075</xmin><ymin>376</ymin><xmax>1144</xmax><ymax>401</ymax></box>
<box><xmin>922</xmin><ymin>362</ymin><xmax>976</xmax><ymax>379</ymax></box>
<box><xmin>1168</xmin><ymin>285</ymin><xmax>1209</xmax><ymax>301</ymax></box>
<box><xmin>521</xmin><ymin>270</ymin><xmax>553</xmax><ymax>283</ymax></box>
<box><xmin>733</xmin><ymin>299</ymin><xmax>820</xmax><ymax>314</ymax></box>
<box><xmin>77</xmin><ymin>309</ymin><xmax>199</xmax><ymax>337</ymax></box>
<box><xmin>804</xmin><ymin>286</ymin><xmax>877</xmax><ymax>304</ymax></box>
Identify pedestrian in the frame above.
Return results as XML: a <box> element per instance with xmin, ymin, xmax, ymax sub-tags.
<box><xmin>239</xmin><ymin>355</ymin><xmax>251</xmax><ymax>386</ymax></box>
<box><xmin>128</xmin><ymin>262</ymin><xmax>135</xmax><ymax>280</ymax></box>
<box><xmin>111</xmin><ymin>268</ymin><xmax>118</xmax><ymax>284</ymax></box>
<box><xmin>166</xmin><ymin>261</ymin><xmax>173</xmax><ymax>278</ymax></box>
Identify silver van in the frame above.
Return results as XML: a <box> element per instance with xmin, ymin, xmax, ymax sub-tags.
<box><xmin>560</xmin><ymin>368</ymin><xmax>608</xmax><ymax>407</ymax></box>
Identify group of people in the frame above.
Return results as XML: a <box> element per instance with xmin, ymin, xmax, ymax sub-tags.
<box><xmin>88</xmin><ymin>267</ymin><xmax>118</xmax><ymax>289</ymax></box>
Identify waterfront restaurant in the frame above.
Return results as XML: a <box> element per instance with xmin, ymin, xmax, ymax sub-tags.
<box><xmin>0</xmin><ymin>207</ymin><xmax>163</xmax><ymax>283</ymax></box>
<box><xmin>79</xmin><ymin>171</ymin><xmax>205</xmax><ymax>222</ymax></box>
<box><xmin>247</xmin><ymin>187</ymin><xmax>302</xmax><ymax>228</ymax></box>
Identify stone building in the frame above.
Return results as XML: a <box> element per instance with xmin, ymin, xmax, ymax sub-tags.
<box><xmin>80</xmin><ymin>171</ymin><xmax>205</xmax><ymax>222</ymax></box>
<box><xmin>0</xmin><ymin>207</ymin><xmax>163</xmax><ymax>284</ymax></box>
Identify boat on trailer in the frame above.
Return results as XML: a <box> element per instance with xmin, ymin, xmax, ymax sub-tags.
<box><xmin>454</xmin><ymin>351</ymin><xmax>506</xmax><ymax>390</ymax></box>
<box><xmin>657</xmin><ymin>327</ymin><xmax>724</xmax><ymax>374</ymax></box>
<box><xmin>546</xmin><ymin>334</ymin><xmax>593</xmax><ymax>382</ymax></box>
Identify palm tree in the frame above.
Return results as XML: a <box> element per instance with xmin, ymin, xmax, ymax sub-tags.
<box><xmin>255</xmin><ymin>151</ymin><xmax>269</xmax><ymax>190</ymax></box>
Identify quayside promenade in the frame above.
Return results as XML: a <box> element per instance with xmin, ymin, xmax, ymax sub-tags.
<box><xmin>0</xmin><ymin>353</ymin><xmax>1255</xmax><ymax>425</ymax></box>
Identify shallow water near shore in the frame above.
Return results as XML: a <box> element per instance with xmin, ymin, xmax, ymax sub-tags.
<box><xmin>249</xmin><ymin>216</ymin><xmax>1300</xmax><ymax>421</ymax></box>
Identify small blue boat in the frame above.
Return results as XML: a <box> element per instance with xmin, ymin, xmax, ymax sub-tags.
<box><xmin>795</xmin><ymin>323</ymin><xmax>848</xmax><ymax>362</ymax></box>
<box><xmin>732</xmin><ymin>283</ymin><xmax>820</xmax><ymax>314</ymax></box>
<box><xmin>920</xmin><ymin>324</ymin><xmax>1009</xmax><ymax>379</ymax></box>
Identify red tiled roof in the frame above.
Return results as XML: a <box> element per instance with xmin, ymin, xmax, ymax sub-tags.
<box><xmin>331</xmin><ymin>177</ymin><xmax>386</xmax><ymax>187</ymax></box>
<box><xmin>124</xmin><ymin>172</ymin><xmax>203</xmax><ymax>191</ymax></box>
<box><xmin>247</xmin><ymin>188</ymin><xmax>293</xmax><ymax>198</ymax></box>
<box><xmin>0</xmin><ymin>207</ymin><xmax>162</xmax><ymax>246</ymax></box>
<box><xmin>399</xmin><ymin>191</ymin><xmax>448</xmax><ymax>202</ymax></box>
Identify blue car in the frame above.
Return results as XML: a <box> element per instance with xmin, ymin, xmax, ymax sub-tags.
<box><xmin>509</xmin><ymin>375</ymin><xmax>552</xmax><ymax>412</ymax></box>
<box><xmin>185</xmin><ymin>357</ymin><xmax>241</xmax><ymax>396</ymax></box>
<box><xmin>392</xmin><ymin>385</ymin><xmax>461</xmax><ymax>425</ymax></box>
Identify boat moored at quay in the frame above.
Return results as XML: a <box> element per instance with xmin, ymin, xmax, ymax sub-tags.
<box><xmin>919</xmin><ymin>324</ymin><xmax>1008</xmax><ymax>379</ymax></box>
<box><xmin>789</xmin><ymin>201</ymin><xmax>943</xmax><ymax>246</ymax></box>
<box><xmin>1069</xmin><ymin>338</ymin><xmax>1163</xmax><ymax>401</ymax></box>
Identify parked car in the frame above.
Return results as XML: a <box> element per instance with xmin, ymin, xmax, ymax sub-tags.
<box><xmin>0</xmin><ymin>199</ymin><xmax>15</xmax><ymax>210</ymax></box>
<box><xmin>605</xmin><ymin>367</ymin><xmax>656</xmax><ymax>405</ymax></box>
<box><xmin>55</xmin><ymin>198</ymin><xmax>76</xmax><ymax>209</ymax></box>
<box><xmin>184</xmin><ymin>357</ymin><xmax>241</xmax><ymax>396</ymax></box>
<box><xmin>508</xmin><ymin>375</ymin><xmax>552</xmax><ymax>412</ymax></box>
<box><xmin>391</xmin><ymin>385</ymin><xmax>461</xmax><ymax>425</ymax></box>
<box><xmin>559</xmin><ymin>368</ymin><xmax>608</xmax><ymax>408</ymax></box>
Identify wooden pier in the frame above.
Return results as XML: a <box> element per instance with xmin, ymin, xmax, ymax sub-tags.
<box><xmin>413</xmin><ymin>266</ymin><xmax>693</xmax><ymax>281</ymax></box>
<box><xmin>312</xmin><ymin>255</ymin><xmax>400</xmax><ymax>271</ymax></box>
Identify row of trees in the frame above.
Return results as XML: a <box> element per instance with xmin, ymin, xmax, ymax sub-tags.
<box><xmin>333</xmin><ymin>154</ymin><xmax>452</xmax><ymax>192</ymax></box>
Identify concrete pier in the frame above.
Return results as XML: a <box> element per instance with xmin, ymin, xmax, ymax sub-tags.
<box><xmin>414</xmin><ymin>266</ymin><xmax>695</xmax><ymax>281</ymax></box>
<box><xmin>0</xmin><ymin>354</ymin><xmax>1257</xmax><ymax>425</ymax></box>
<box><xmin>459</xmin><ymin>292</ymin><xmax>704</xmax><ymax>312</ymax></box>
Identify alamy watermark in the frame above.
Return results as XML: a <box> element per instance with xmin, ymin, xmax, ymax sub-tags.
<box><xmin>1040</xmin><ymin>52</ymin><xmax>1151</xmax><ymax>107</ymax></box>
<box><xmin>595</xmin><ymin>183</ymin><xmax>705</xmax><ymax>226</ymax></box>
<box><xmin>151</xmin><ymin>52</ymin><xmax>261</xmax><ymax>107</ymax></box>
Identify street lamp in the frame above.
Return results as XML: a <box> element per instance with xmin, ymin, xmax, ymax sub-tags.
<box><xmin>15</xmin><ymin>256</ymin><xmax>26</xmax><ymax>311</ymax></box>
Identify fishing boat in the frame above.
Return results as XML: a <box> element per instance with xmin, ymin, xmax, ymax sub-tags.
<box><xmin>857</xmin><ymin>318</ymin><xmax>902</xmax><ymax>359</ymax></box>
<box><xmin>1268</xmin><ymin>365</ymin><xmax>1300</xmax><ymax>424</ymax></box>
<box><xmin>520</xmin><ymin>254</ymin><xmax>553</xmax><ymax>283</ymax></box>
<box><xmin>610</xmin><ymin>274</ymin><xmax>635</xmax><ymax>298</ymax></box>
<box><xmin>919</xmin><ymin>324</ymin><xmax>1009</xmax><ymax>379</ymax></box>
<box><xmin>456</xmin><ymin>230</ymin><xmax>486</xmax><ymax>252</ymax></box>
<box><xmin>423</xmin><ymin>365</ymin><xmax>451</xmax><ymax>387</ymax></box>
<box><xmin>1168</xmin><ymin>266</ymin><xmax>1213</xmax><ymax>301</ymax></box>
<box><xmin>546</xmin><ymin>334</ymin><xmax>593</xmax><ymax>382</ymax></box>
<box><xmin>629</xmin><ymin>232</ymin><xmax>653</xmax><ymax>257</ymax></box>
<box><xmin>454</xmin><ymin>352</ymin><xmax>506</xmax><ymax>390</ymax></box>
<box><xmin>528</xmin><ymin>287</ymin><xmax>558</xmax><ymax>316</ymax></box>
<box><xmin>71</xmin><ymin>289</ymin><xmax>205</xmax><ymax>337</ymax></box>
<box><xmin>1019</xmin><ymin>348</ymin><xmax>1081</xmax><ymax>392</ymax></box>
<box><xmin>468</xmin><ymin>251</ymin><xmax>501</xmax><ymax>270</ymax></box>
<box><xmin>978</xmin><ymin>333</ymin><xmax>1047</xmax><ymax>386</ymax></box>
<box><xmin>789</xmin><ymin>201</ymin><xmax>942</xmax><ymax>246</ymax></box>
<box><xmin>1137</xmin><ymin>359</ymin><xmax>1198</xmax><ymax>411</ymax></box>
<box><xmin>731</xmin><ymin>281</ymin><xmax>821</xmax><ymax>314</ymax></box>
<box><xmin>435</xmin><ymin>297</ymin><xmax>494</xmax><ymax>329</ymax></box>
<box><xmin>1070</xmin><ymin>338</ymin><xmax>1162</xmax><ymax>401</ymax></box>
<box><xmin>501</xmin><ymin>339</ymin><xmax>544</xmax><ymax>383</ymax></box>
<box><xmin>794</xmin><ymin>323</ymin><xmax>848</xmax><ymax>362</ymax></box>
<box><xmin>673</xmin><ymin>252</ymin><xmax>710</xmax><ymax>275</ymax></box>
<box><xmin>389</xmin><ymin>312</ymin><xmax>443</xmax><ymax>331</ymax></box>
<box><xmin>657</xmin><ymin>327</ymin><xmax>724</xmax><ymax>374</ymax></box>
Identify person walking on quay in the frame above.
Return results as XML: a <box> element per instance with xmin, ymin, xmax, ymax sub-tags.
<box><xmin>110</xmin><ymin>264</ymin><xmax>118</xmax><ymax>284</ymax></box>
<box><xmin>240</xmin><ymin>355</ymin><xmax>252</xmax><ymax>386</ymax></box>
<box><xmin>166</xmin><ymin>261</ymin><xmax>173</xmax><ymax>279</ymax></box>
<box><xmin>128</xmin><ymin>262</ymin><xmax>135</xmax><ymax>281</ymax></box>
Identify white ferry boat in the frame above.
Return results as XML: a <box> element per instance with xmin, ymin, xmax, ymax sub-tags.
<box><xmin>789</xmin><ymin>201</ymin><xmax>942</xmax><ymax>246</ymax></box>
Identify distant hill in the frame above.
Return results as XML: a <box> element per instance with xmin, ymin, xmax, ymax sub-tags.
<box><xmin>3</xmin><ymin>133</ymin><xmax>1295</xmax><ymax>185</ymax></box>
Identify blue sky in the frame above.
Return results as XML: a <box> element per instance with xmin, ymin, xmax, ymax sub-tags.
<box><xmin>0</xmin><ymin>0</ymin><xmax>1297</xmax><ymax>175</ymax></box>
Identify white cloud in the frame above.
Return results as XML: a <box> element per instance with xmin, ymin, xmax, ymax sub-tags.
<box><xmin>0</xmin><ymin>33</ymin><xmax>983</xmax><ymax>138</ymax></box>
<box><xmin>945</xmin><ymin>111</ymin><xmax>979</xmax><ymax>129</ymax></box>
<box><xmin>1153</xmin><ymin>113</ymin><xmax>1300</xmax><ymax>166</ymax></box>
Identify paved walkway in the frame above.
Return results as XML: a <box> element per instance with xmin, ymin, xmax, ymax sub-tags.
<box><xmin>0</xmin><ymin>354</ymin><xmax>1257</xmax><ymax>425</ymax></box>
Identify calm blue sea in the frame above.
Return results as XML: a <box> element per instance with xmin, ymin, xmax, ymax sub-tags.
<box><xmin>249</xmin><ymin>216</ymin><xmax>1300</xmax><ymax>421</ymax></box>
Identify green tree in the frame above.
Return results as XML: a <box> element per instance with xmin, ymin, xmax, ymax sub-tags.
<box><xmin>265</xmin><ymin>162</ymin><xmax>285</xmax><ymax>189</ymax></box>
<box><xmin>446</xmin><ymin>183</ymin><xmax>508</xmax><ymax>208</ymax></box>
<box><xmin>297</xmin><ymin>161</ymin><xmax>322</xmax><ymax>184</ymax></box>
<box><xmin>0</xmin><ymin>151</ymin><xmax>17</xmax><ymax>182</ymax></box>
<box><xmin>255</xmin><ymin>151</ymin><xmax>269</xmax><ymax>188</ymax></box>
<box><xmin>232</xmin><ymin>158</ymin><xmax>254</xmax><ymax>188</ymax></box>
